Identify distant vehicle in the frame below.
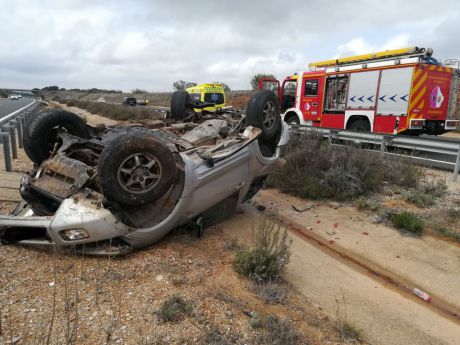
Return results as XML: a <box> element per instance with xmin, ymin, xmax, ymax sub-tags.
<box><xmin>97</xmin><ymin>97</ymin><xmax>106</xmax><ymax>103</ymax></box>
<box><xmin>122</xmin><ymin>97</ymin><xmax>137</xmax><ymax>106</ymax></box>
<box><xmin>137</xmin><ymin>99</ymin><xmax>149</xmax><ymax>106</ymax></box>
<box><xmin>260</xmin><ymin>47</ymin><xmax>459</xmax><ymax>135</ymax></box>
<box><xmin>9</xmin><ymin>95</ymin><xmax>18</xmax><ymax>100</ymax></box>
<box><xmin>186</xmin><ymin>83</ymin><xmax>225</xmax><ymax>112</ymax></box>
<box><xmin>18</xmin><ymin>95</ymin><xmax>22</xmax><ymax>99</ymax></box>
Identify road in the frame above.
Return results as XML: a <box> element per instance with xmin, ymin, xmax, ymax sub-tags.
<box><xmin>0</xmin><ymin>97</ymin><xmax>34</xmax><ymax>119</ymax></box>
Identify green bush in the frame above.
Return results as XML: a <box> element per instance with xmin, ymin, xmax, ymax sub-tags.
<box><xmin>157</xmin><ymin>295</ymin><xmax>193</xmax><ymax>322</ymax></box>
<box><xmin>267</xmin><ymin>134</ymin><xmax>421</xmax><ymax>200</ymax></box>
<box><xmin>392</xmin><ymin>212</ymin><xmax>424</xmax><ymax>235</ymax></box>
<box><xmin>233</xmin><ymin>217</ymin><xmax>291</xmax><ymax>282</ymax></box>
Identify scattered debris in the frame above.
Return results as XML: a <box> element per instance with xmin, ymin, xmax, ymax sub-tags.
<box><xmin>326</xmin><ymin>231</ymin><xmax>337</xmax><ymax>236</ymax></box>
<box><xmin>370</xmin><ymin>215</ymin><xmax>384</xmax><ymax>224</ymax></box>
<box><xmin>413</xmin><ymin>288</ymin><xmax>432</xmax><ymax>302</ymax></box>
<box><xmin>362</xmin><ymin>232</ymin><xmax>369</xmax><ymax>236</ymax></box>
<box><xmin>256</xmin><ymin>205</ymin><xmax>266</xmax><ymax>212</ymax></box>
<box><xmin>328</xmin><ymin>202</ymin><xmax>341</xmax><ymax>209</ymax></box>
<box><xmin>291</xmin><ymin>203</ymin><xmax>315</xmax><ymax>213</ymax></box>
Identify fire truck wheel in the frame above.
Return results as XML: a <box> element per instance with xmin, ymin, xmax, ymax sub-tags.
<box><xmin>98</xmin><ymin>132</ymin><xmax>176</xmax><ymax>206</ymax></box>
<box><xmin>170</xmin><ymin>91</ymin><xmax>194</xmax><ymax>121</ymax></box>
<box><xmin>246</xmin><ymin>90</ymin><xmax>281</xmax><ymax>141</ymax></box>
<box><xmin>25</xmin><ymin>109</ymin><xmax>89</xmax><ymax>164</ymax></box>
<box><xmin>349</xmin><ymin>118</ymin><xmax>371</xmax><ymax>132</ymax></box>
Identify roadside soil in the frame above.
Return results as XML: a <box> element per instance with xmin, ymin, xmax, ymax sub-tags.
<box><xmin>222</xmin><ymin>201</ymin><xmax>460</xmax><ymax>345</ymax></box>
<box><xmin>253</xmin><ymin>188</ymin><xmax>460</xmax><ymax>310</ymax></box>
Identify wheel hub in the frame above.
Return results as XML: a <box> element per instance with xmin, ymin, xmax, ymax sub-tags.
<box><xmin>117</xmin><ymin>153</ymin><xmax>162</xmax><ymax>194</ymax></box>
<box><xmin>262</xmin><ymin>101</ymin><xmax>276</xmax><ymax>129</ymax></box>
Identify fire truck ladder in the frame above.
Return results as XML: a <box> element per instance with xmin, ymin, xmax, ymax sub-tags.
<box><xmin>309</xmin><ymin>47</ymin><xmax>433</xmax><ymax>68</ymax></box>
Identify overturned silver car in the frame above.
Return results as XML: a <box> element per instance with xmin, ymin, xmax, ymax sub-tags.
<box><xmin>0</xmin><ymin>90</ymin><xmax>288</xmax><ymax>255</ymax></box>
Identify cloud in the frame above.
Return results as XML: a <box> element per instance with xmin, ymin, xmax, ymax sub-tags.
<box><xmin>336</xmin><ymin>34</ymin><xmax>412</xmax><ymax>57</ymax></box>
<box><xmin>0</xmin><ymin>0</ymin><xmax>459</xmax><ymax>91</ymax></box>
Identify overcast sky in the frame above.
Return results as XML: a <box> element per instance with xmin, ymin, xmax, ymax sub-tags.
<box><xmin>1</xmin><ymin>0</ymin><xmax>459</xmax><ymax>91</ymax></box>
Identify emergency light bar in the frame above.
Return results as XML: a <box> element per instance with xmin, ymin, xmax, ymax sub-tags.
<box><xmin>309</xmin><ymin>47</ymin><xmax>433</xmax><ymax>68</ymax></box>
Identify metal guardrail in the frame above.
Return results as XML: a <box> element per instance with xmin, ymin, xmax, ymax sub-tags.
<box><xmin>0</xmin><ymin>100</ymin><xmax>39</xmax><ymax>171</ymax></box>
<box><xmin>294</xmin><ymin>125</ymin><xmax>460</xmax><ymax>181</ymax></box>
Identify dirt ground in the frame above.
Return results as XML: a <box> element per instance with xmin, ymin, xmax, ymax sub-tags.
<box><xmin>0</xmin><ymin>134</ymin><xmax>360</xmax><ymax>344</ymax></box>
<box><xmin>222</xmin><ymin>204</ymin><xmax>460</xmax><ymax>345</ymax></box>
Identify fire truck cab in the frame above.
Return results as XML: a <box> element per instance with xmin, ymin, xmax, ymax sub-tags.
<box><xmin>260</xmin><ymin>47</ymin><xmax>460</xmax><ymax>135</ymax></box>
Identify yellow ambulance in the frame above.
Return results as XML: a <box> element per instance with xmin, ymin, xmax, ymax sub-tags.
<box><xmin>186</xmin><ymin>83</ymin><xmax>226</xmax><ymax>112</ymax></box>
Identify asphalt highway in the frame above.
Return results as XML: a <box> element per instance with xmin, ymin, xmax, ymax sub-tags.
<box><xmin>0</xmin><ymin>98</ymin><xmax>34</xmax><ymax>119</ymax></box>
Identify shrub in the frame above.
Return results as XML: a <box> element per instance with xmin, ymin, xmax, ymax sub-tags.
<box><xmin>157</xmin><ymin>295</ymin><xmax>193</xmax><ymax>322</ymax></box>
<box><xmin>405</xmin><ymin>180</ymin><xmax>447</xmax><ymax>207</ymax></box>
<box><xmin>446</xmin><ymin>208</ymin><xmax>460</xmax><ymax>221</ymax></box>
<box><xmin>432</xmin><ymin>224</ymin><xmax>460</xmax><ymax>242</ymax></box>
<box><xmin>392</xmin><ymin>212</ymin><xmax>424</xmax><ymax>235</ymax></box>
<box><xmin>356</xmin><ymin>196</ymin><xmax>379</xmax><ymax>211</ymax></box>
<box><xmin>255</xmin><ymin>315</ymin><xmax>304</xmax><ymax>345</ymax></box>
<box><xmin>233</xmin><ymin>217</ymin><xmax>291</xmax><ymax>282</ymax></box>
<box><xmin>338</xmin><ymin>322</ymin><xmax>361</xmax><ymax>341</ymax></box>
<box><xmin>267</xmin><ymin>134</ymin><xmax>421</xmax><ymax>201</ymax></box>
<box><xmin>251</xmin><ymin>281</ymin><xmax>288</xmax><ymax>304</ymax></box>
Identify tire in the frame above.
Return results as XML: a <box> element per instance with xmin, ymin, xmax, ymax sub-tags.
<box><xmin>170</xmin><ymin>91</ymin><xmax>194</xmax><ymax>121</ymax></box>
<box><xmin>348</xmin><ymin>118</ymin><xmax>370</xmax><ymax>132</ymax></box>
<box><xmin>25</xmin><ymin>109</ymin><xmax>89</xmax><ymax>164</ymax></box>
<box><xmin>98</xmin><ymin>132</ymin><xmax>177</xmax><ymax>206</ymax></box>
<box><xmin>246</xmin><ymin>90</ymin><xmax>281</xmax><ymax>141</ymax></box>
<box><xmin>285</xmin><ymin>113</ymin><xmax>300</xmax><ymax>125</ymax></box>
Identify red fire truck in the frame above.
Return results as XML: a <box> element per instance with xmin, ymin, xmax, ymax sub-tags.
<box><xmin>260</xmin><ymin>47</ymin><xmax>459</xmax><ymax>135</ymax></box>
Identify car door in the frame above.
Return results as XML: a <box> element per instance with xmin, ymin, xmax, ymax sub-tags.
<box><xmin>301</xmin><ymin>77</ymin><xmax>324</xmax><ymax>122</ymax></box>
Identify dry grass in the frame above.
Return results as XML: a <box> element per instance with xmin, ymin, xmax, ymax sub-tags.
<box><xmin>266</xmin><ymin>134</ymin><xmax>421</xmax><ymax>201</ymax></box>
<box><xmin>233</xmin><ymin>216</ymin><xmax>292</xmax><ymax>283</ymax></box>
<box><xmin>59</xmin><ymin>99</ymin><xmax>163</xmax><ymax>121</ymax></box>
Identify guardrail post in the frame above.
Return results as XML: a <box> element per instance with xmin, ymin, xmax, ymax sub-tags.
<box><xmin>16</xmin><ymin>117</ymin><xmax>23</xmax><ymax>148</ymax></box>
<box><xmin>2</xmin><ymin>125</ymin><xmax>17</xmax><ymax>160</ymax></box>
<box><xmin>0</xmin><ymin>132</ymin><xmax>12</xmax><ymax>172</ymax></box>
<box><xmin>380</xmin><ymin>136</ymin><xmax>390</xmax><ymax>157</ymax></box>
<box><xmin>9</xmin><ymin>121</ymin><xmax>18</xmax><ymax>159</ymax></box>
<box><xmin>453</xmin><ymin>144</ymin><xmax>460</xmax><ymax>182</ymax></box>
<box><xmin>329</xmin><ymin>130</ymin><xmax>338</xmax><ymax>144</ymax></box>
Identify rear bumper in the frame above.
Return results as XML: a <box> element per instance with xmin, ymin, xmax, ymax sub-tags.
<box><xmin>408</xmin><ymin>119</ymin><xmax>458</xmax><ymax>134</ymax></box>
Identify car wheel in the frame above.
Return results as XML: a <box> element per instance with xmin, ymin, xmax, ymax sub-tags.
<box><xmin>170</xmin><ymin>91</ymin><xmax>194</xmax><ymax>121</ymax></box>
<box><xmin>349</xmin><ymin>119</ymin><xmax>370</xmax><ymax>132</ymax></box>
<box><xmin>246</xmin><ymin>90</ymin><xmax>282</xmax><ymax>141</ymax></box>
<box><xmin>25</xmin><ymin>109</ymin><xmax>89</xmax><ymax>164</ymax></box>
<box><xmin>98</xmin><ymin>133</ymin><xmax>177</xmax><ymax>206</ymax></box>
